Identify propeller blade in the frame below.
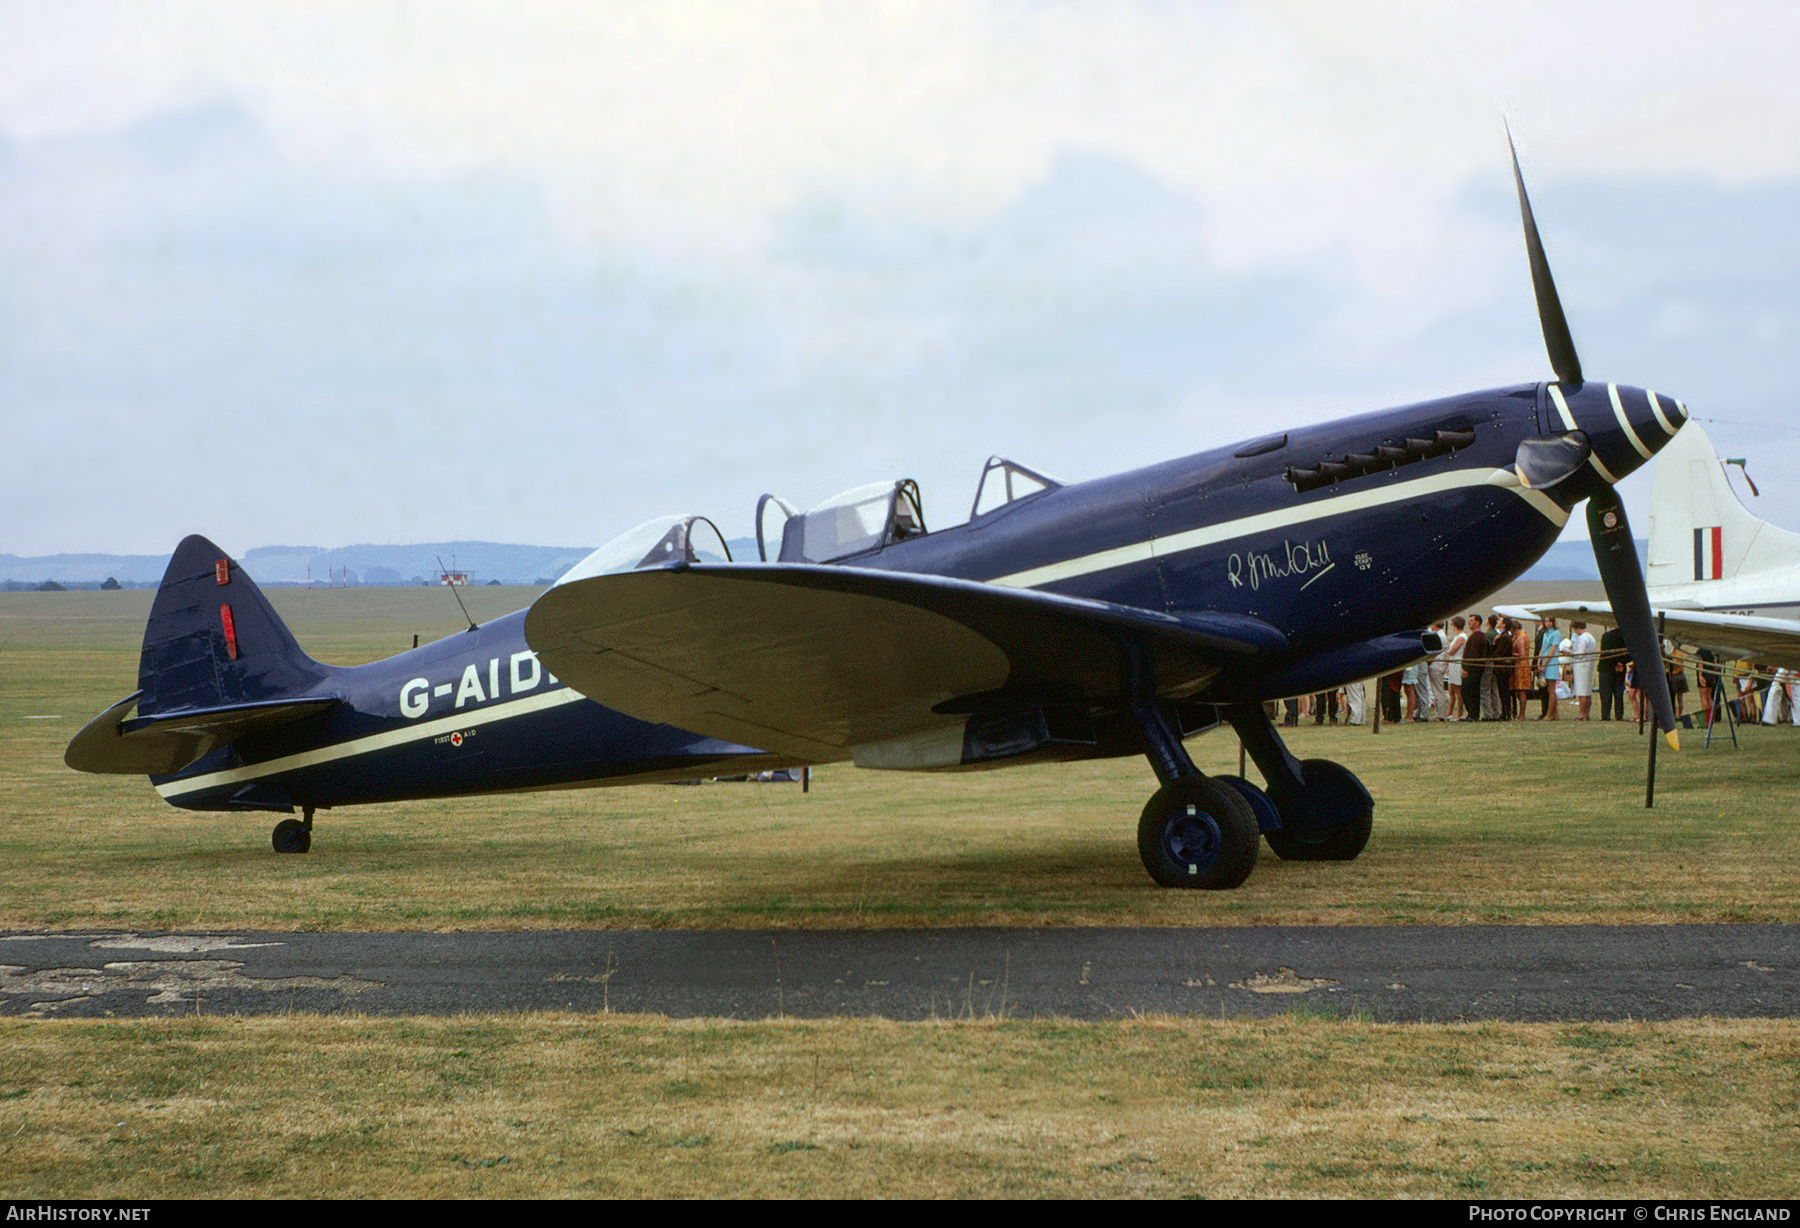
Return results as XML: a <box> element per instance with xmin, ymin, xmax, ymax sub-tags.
<box><xmin>1587</xmin><ymin>490</ymin><xmax>1678</xmax><ymax>750</ymax></box>
<box><xmin>1508</xmin><ymin>128</ymin><xmax>1584</xmax><ymax>389</ymax></box>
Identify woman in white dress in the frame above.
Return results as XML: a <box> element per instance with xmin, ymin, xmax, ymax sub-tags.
<box><xmin>1569</xmin><ymin>621</ymin><xmax>1598</xmax><ymax>720</ymax></box>
<box><xmin>1556</xmin><ymin>630</ymin><xmax>1576</xmax><ymax>715</ymax></box>
<box><xmin>1763</xmin><ymin>668</ymin><xmax>1796</xmax><ymax>725</ymax></box>
<box><xmin>1444</xmin><ymin>615</ymin><xmax>1468</xmax><ymax>721</ymax></box>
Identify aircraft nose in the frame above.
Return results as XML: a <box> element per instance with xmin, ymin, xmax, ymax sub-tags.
<box><xmin>1547</xmin><ymin>381</ymin><xmax>1688</xmax><ymax>487</ymax></box>
<box><xmin>1615</xmin><ymin>383</ymin><xmax>1687</xmax><ymax>457</ymax></box>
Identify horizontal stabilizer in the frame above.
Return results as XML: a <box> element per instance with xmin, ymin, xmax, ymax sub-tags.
<box><xmin>525</xmin><ymin>563</ymin><xmax>1286</xmax><ymax>762</ymax></box>
<box><xmin>65</xmin><ymin>692</ymin><xmax>342</xmax><ymax>776</ymax></box>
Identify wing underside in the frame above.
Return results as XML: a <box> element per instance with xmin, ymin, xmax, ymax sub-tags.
<box><xmin>524</xmin><ymin>564</ymin><xmax>1286</xmax><ymax>767</ymax></box>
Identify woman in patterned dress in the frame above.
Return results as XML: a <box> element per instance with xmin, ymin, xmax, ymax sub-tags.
<box><xmin>1512</xmin><ymin>620</ymin><xmax>1533</xmax><ymax>720</ymax></box>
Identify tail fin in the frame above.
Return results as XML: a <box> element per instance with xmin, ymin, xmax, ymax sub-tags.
<box><xmin>66</xmin><ymin>536</ymin><xmax>339</xmax><ymax>775</ymax></box>
<box><xmin>1646</xmin><ymin>422</ymin><xmax>1800</xmax><ymax>590</ymax></box>
<box><xmin>137</xmin><ymin>534</ymin><xmax>328</xmax><ymax>715</ymax></box>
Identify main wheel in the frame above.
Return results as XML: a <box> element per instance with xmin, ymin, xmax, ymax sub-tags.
<box><xmin>272</xmin><ymin>817</ymin><xmax>311</xmax><ymax>854</ymax></box>
<box><xmin>1137</xmin><ymin>776</ymin><xmax>1259</xmax><ymax>889</ymax></box>
<box><xmin>1263</xmin><ymin>759</ymin><xmax>1372</xmax><ymax>862</ymax></box>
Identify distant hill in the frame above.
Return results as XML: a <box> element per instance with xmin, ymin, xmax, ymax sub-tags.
<box><xmin>1519</xmin><ymin>539</ymin><xmax>1644</xmax><ymax>583</ymax></box>
<box><xmin>239</xmin><ymin>541</ymin><xmax>595</xmax><ymax>587</ymax></box>
<box><xmin>0</xmin><ymin>535</ymin><xmax>1640</xmax><ymax>589</ymax></box>
<box><xmin>2</xmin><ymin>541</ymin><xmax>597</xmax><ymax>589</ymax></box>
<box><xmin>0</xmin><ymin>551</ymin><xmax>172</xmax><ymax>588</ymax></box>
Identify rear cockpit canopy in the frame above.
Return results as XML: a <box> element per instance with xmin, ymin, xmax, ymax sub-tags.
<box><xmin>970</xmin><ymin>456</ymin><xmax>1060</xmax><ymax>520</ymax></box>
<box><xmin>760</xmin><ymin>479</ymin><xmax>928</xmax><ymax>563</ymax></box>
<box><xmin>755</xmin><ymin>459</ymin><xmax>1062</xmax><ymax>563</ymax></box>
<box><xmin>556</xmin><ymin>514</ymin><xmax>733</xmax><ymax>586</ymax></box>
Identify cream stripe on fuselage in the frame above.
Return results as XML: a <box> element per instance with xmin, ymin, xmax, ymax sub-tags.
<box><xmin>155</xmin><ymin>684</ymin><xmax>588</xmax><ymax>801</ymax></box>
<box><xmin>989</xmin><ymin>466</ymin><xmax>1563</xmax><ymax>590</ymax></box>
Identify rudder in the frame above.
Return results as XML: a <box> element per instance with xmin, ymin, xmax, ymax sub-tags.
<box><xmin>138</xmin><ymin>535</ymin><xmax>329</xmax><ymax>716</ymax></box>
<box><xmin>1646</xmin><ymin>423</ymin><xmax>1800</xmax><ymax>590</ymax></box>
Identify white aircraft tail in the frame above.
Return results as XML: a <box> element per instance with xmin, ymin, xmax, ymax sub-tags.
<box><xmin>1646</xmin><ymin>421</ymin><xmax>1800</xmax><ymax>593</ymax></box>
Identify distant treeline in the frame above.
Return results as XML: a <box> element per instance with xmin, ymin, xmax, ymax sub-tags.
<box><xmin>0</xmin><ymin>540</ymin><xmax>594</xmax><ymax>588</ymax></box>
<box><xmin>3</xmin><ymin>578</ymin><xmax>153</xmax><ymax>592</ymax></box>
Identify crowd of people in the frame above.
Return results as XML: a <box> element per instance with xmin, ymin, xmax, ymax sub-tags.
<box><xmin>1277</xmin><ymin>614</ymin><xmax>1799</xmax><ymax>728</ymax></box>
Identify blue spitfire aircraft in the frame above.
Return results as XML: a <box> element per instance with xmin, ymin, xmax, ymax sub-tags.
<box><xmin>67</xmin><ymin>141</ymin><xmax>1685</xmax><ymax>888</ymax></box>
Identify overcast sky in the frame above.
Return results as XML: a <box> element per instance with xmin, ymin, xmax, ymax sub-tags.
<box><xmin>5</xmin><ymin>1</ymin><xmax>1798</xmax><ymax>559</ymax></box>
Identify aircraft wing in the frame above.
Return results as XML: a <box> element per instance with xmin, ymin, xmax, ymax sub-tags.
<box><xmin>1498</xmin><ymin>601</ymin><xmax>1800</xmax><ymax>671</ymax></box>
<box><xmin>524</xmin><ymin>564</ymin><xmax>1287</xmax><ymax>765</ymax></box>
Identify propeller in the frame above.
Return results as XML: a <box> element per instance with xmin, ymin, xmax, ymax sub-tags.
<box><xmin>1587</xmin><ymin>490</ymin><xmax>1679</xmax><ymax>752</ymax></box>
<box><xmin>1508</xmin><ymin>128</ymin><xmax>1679</xmax><ymax>768</ymax></box>
<box><xmin>1508</xmin><ymin>127</ymin><xmax>1584</xmax><ymax>389</ymax></box>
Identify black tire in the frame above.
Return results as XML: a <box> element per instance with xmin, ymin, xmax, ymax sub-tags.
<box><xmin>1263</xmin><ymin>759</ymin><xmax>1372</xmax><ymax>862</ymax></box>
<box><xmin>1136</xmin><ymin>776</ymin><xmax>1259</xmax><ymax>889</ymax></box>
<box><xmin>272</xmin><ymin>818</ymin><xmax>311</xmax><ymax>854</ymax></box>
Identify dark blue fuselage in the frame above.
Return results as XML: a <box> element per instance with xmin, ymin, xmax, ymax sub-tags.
<box><xmin>828</xmin><ymin>383</ymin><xmax>1585</xmax><ymax>700</ymax></box>
<box><xmin>154</xmin><ymin>608</ymin><xmax>784</xmax><ymax>812</ymax></box>
<box><xmin>153</xmin><ymin>376</ymin><xmax>1680</xmax><ymax>811</ymax></box>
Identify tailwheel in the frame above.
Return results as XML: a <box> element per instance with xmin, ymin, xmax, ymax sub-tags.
<box><xmin>1264</xmin><ymin>759</ymin><xmax>1372</xmax><ymax>862</ymax></box>
<box><xmin>1136</xmin><ymin>776</ymin><xmax>1259</xmax><ymax>889</ymax></box>
<box><xmin>272</xmin><ymin>808</ymin><xmax>313</xmax><ymax>855</ymax></box>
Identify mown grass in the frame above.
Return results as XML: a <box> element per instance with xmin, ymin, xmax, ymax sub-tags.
<box><xmin>3</xmin><ymin>589</ymin><xmax>1797</xmax><ymax>930</ymax></box>
<box><xmin>1</xmin><ymin>1013</ymin><xmax>1793</xmax><ymax>1199</ymax></box>
<box><xmin>3</xmin><ymin>588</ymin><xmax>1797</xmax><ymax>1200</ymax></box>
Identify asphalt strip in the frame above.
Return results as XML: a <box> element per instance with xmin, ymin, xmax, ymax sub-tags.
<box><xmin>0</xmin><ymin>925</ymin><xmax>1792</xmax><ymax>1022</ymax></box>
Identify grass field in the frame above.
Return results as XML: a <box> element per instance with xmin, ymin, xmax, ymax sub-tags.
<box><xmin>1</xmin><ymin>587</ymin><xmax>1796</xmax><ymax>1198</ymax></box>
<box><xmin>3</xmin><ymin>1014</ymin><xmax>1794</xmax><ymax>1199</ymax></box>
<box><xmin>3</xmin><ymin>588</ymin><xmax>1796</xmax><ymax>931</ymax></box>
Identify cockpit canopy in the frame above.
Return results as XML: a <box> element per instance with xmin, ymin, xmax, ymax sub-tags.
<box><xmin>969</xmin><ymin>456</ymin><xmax>1060</xmax><ymax>520</ymax></box>
<box><xmin>759</xmin><ymin>479</ymin><xmax>927</xmax><ymax>563</ymax></box>
<box><xmin>754</xmin><ymin>459</ymin><xmax>1061</xmax><ymax>564</ymax></box>
<box><xmin>555</xmin><ymin>514</ymin><xmax>733</xmax><ymax>586</ymax></box>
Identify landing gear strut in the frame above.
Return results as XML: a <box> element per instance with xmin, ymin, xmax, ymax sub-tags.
<box><xmin>1223</xmin><ymin>703</ymin><xmax>1373</xmax><ymax>861</ymax></box>
<box><xmin>272</xmin><ymin>806</ymin><xmax>314</xmax><ymax>854</ymax></box>
<box><xmin>1125</xmin><ymin>646</ymin><xmax>1258</xmax><ymax>889</ymax></box>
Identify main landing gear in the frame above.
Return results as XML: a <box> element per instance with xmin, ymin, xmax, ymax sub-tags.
<box><xmin>1222</xmin><ymin>702</ymin><xmax>1373</xmax><ymax>863</ymax></box>
<box><xmin>272</xmin><ymin>806</ymin><xmax>314</xmax><ymax>854</ymax></box>
<box><xmin>1126</xmin><ymin>647</ymin><xmax>1258</xmax><ymax>889</ymax></box>
<box><xmin>1123</xmin><ymin>648</ymin><xmax>1372</xmax><ymax>889</ymax></box>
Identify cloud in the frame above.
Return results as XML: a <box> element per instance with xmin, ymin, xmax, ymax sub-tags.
<box><xmin>4</xmin><ymin>3</ymin><xmax>1800</xmax><ymax>552</ymax></box>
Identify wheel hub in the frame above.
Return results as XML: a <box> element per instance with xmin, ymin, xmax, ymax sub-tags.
<box><xmin>1165</xmin><ymin>805</ymin><xmax>1221</xmax><ymax>869</ymax></box>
